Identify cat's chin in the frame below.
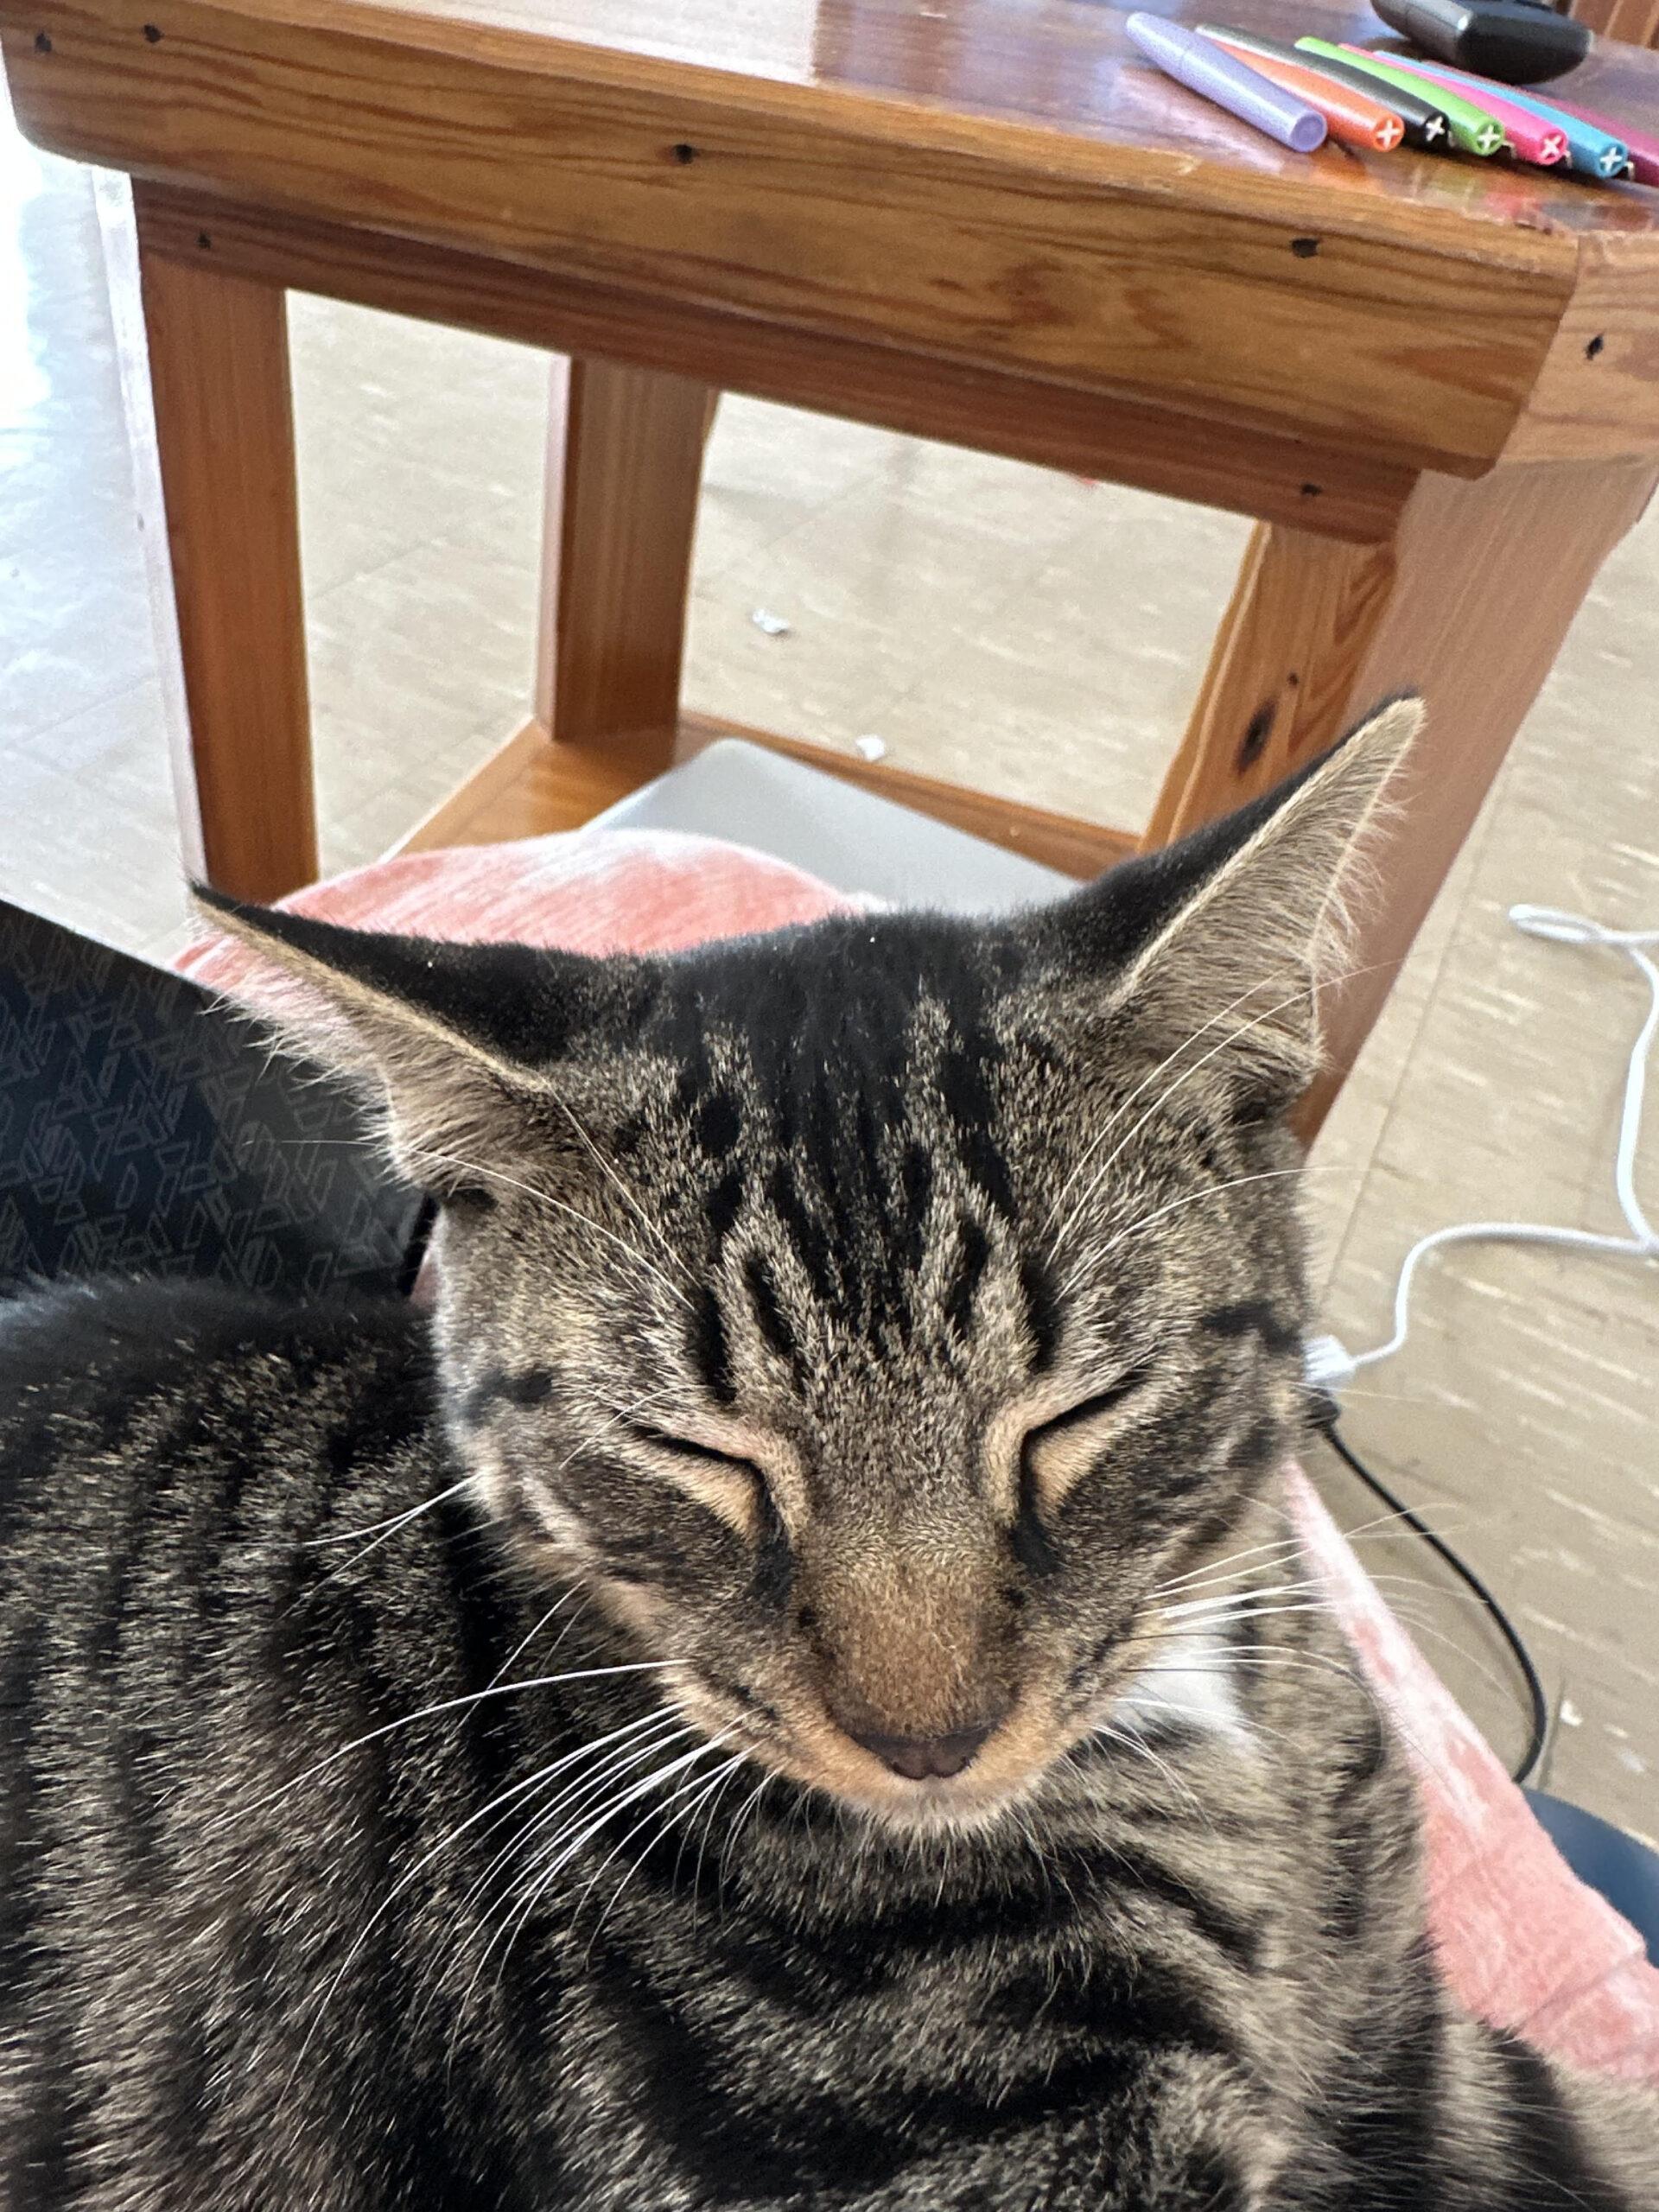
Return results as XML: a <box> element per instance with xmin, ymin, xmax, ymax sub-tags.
<box><xmin>836</xmin><ymin>1774</ymin><xmax>1043</xmax><ymax>1840</ymax></box>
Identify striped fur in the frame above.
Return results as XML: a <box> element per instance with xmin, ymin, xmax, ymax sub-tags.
<box><xmin>2</xmin><ymin>702</ymin><xmax>1653</xmax><ymax>2207</ymax></box>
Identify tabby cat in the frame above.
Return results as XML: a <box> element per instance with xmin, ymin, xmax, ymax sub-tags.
<box><xmin>2</xmin><ymin>699</ymin><xmax>1653</xmax><ymax>2209</ymax></box>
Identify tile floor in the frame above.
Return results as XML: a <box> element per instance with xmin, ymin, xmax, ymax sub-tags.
<box><xmin>3</xmin><ymin>88</ymin><xmax>1656</xmax><ymax>1837</ymax></box>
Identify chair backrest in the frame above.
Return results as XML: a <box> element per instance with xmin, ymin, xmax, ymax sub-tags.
<box><xmin>1570</xmin><ymin>0</ymin><xmax>1659</xmax><ymax>49</ymax></box>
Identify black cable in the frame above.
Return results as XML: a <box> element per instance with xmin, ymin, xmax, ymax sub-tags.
<box><xmin>1312</xmin><ymin>1412</ymin><xmax>1550</xmax><ymax>1789</ymax></box>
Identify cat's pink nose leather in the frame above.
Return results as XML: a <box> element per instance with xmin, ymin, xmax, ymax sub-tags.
<box><xmin>847</xmin><ymin>1721</ymin><xmax>996</xmax><ymax>1780</ymax></box>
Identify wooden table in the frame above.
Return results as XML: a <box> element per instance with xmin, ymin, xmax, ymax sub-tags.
<box><xmin>7</xmin><ymin>0</ymin><xmax>1659</xmax><ymax>1132</ymax></box>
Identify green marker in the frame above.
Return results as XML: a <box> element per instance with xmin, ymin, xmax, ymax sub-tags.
<box><xmin>1295</xmin><ymin>37</ymin><xmax>1506</xmax><ymax>156</ymax></box>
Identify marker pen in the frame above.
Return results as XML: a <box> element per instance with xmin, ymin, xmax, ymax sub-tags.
<box><xmin>1127</xmin><ymin>15</ymin><xmax>1329</xmax><ymax>152</ymax></box>
<box><xmin>1367</xmin><ymin>54</ymin><xmax>1571</xmax><ymax>164</ymax></box>
<box><xmin>1400</xmin><ymin>65</ymin><xmax>1633</xmax><ymax>177</ymax></box>
<box><xmin>1200</xmin><ymin>23</ymin><xmax>1453</xmax><ymax>149</ymax></box>
<box><xmin>1527</xmin><ymin>92</ymin><xmax>1658</xmax><ymax>183</ymax></box>
<box><xmin>1195</xmin><ymin>29</ymin><xmax>1406</xmax><ymax>150</ymax></box>
<box><xmin>1298</xmin><ymin>37</ymin><xmax>1506</xmax><ymax>154</ymax></box>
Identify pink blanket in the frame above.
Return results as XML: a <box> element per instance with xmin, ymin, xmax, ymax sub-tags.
<box><xmin>181</xmin><ymin>825</ymin><xmax>1659</xmax><ymax>2087</ymax></box>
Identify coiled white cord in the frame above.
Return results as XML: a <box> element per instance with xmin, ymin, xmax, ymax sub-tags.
<box><xmin>1306</xmin><ymin>906</ymin><xmax>1659</xmax><ymax>1398</ymax></box>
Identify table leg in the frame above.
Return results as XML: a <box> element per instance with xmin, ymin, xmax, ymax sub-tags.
<box><xmin>537</xmin><ymin>358</ymin><xmax>715</xmax><ymax>762</ymax></box>
<box><xmin>133</xmin><ymin>225</ymin><xmax>316</xmax><ymax>901</ymax></box>
<box><xmin>1146</xmin><ymin>456</ymin><xmax>1659</xmax><ymax>1139</ymax></box>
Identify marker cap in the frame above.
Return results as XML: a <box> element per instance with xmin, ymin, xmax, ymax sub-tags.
<box><xmin>1399</xmin><ymin>63</ymin><xmax>1633</xmax><ymax>177</ymax></box>
<box><xmin>1128</xmin><ymin>15</ymin><xmax>1329</xmax><ymax>153</ymax></box>
<box><xmin>1197</xmin><ymin>31</ymin><xmax>1406</xmax><ymax>151</ymax></box>
<box><xmin>1200</xmin><ymin>23</ymin><xmax>1454</xmax><ymax>149</ymax></box>
<box><xmin>1299</xmin><ymin>36</ymin><xmax>1507</xmax><ymax>154</ymax></box>
<box><xmin>1379</xmin><ymin>53</ymin><xmax>1569</xmax><ymax>162</ymax></box>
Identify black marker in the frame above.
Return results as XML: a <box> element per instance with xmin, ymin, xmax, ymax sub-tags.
<box><xmin>1200</xmin><ymin>22</ymin><xmax>1454</xmax><ymax>148</ymax></box>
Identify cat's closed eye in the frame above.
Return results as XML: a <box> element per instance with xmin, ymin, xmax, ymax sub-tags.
<box><xmin>625</xmin><ymin>1421</ymin><xmax>774</xmax><ymax>1536</ymax></box>
<box><xmin>1019</xmin><ymin>1367</ymin><xmax>1157</xmax><ymax>1515</ymax></box>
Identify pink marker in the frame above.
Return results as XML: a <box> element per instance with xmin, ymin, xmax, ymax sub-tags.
<box><xmin>1340</xmin><ymin>46</ymin><xmax>1567</xmax><ymax>164</ymax></box>
<box><xmin>1537</xmin><ymin>92</ymin><xmax>1659</xmax><ymax>184</ymax></box>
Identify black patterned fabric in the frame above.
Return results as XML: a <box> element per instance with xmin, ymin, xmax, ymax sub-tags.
<box><xmin>0</xmin><ymin>901</ymin><xmax>425</xmax><ymax>1297</ymax></box>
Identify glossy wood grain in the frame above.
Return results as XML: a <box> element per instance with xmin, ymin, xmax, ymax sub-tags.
<box><xmin>136</xmin><ymin>237</ymin><xmax>317</xmax><ymax>899</ymax></box>
<box><xmin>538</xmin><ymin>358</ymin><xmax>712</xmax><ymax>751</ymax></box>
<box><xmin>128</xmin><ymin>185</ymin><xmax>1418</xmax><ymax>543</ymax></box>
<box><xmin>10</xmin><ymin>0</ymin><xmax>1659</xmax><ymax>474</ymax></box>
<box><xmin>1573</xmin><ymin>0</ymin><xmax>1659</xmax><ymax>44</ymax></box>
<box><xmin>1144</xmin><ymin>523</ymin><xmax>1395</xmax><ymax>847</ymax></box>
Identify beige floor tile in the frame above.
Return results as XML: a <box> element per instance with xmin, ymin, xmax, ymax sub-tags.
<box><xmin>290</xmin><ymin>297</ymin><xmax>550</xmax><ymax>599</ymax></box>
<box><xmin>305</xmin><ymin>531</ymin><xmax>537</xmax><ymax>786</ymax></box>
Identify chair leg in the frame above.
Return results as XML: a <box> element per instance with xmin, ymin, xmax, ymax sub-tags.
<box><xmin>536</xmin><ymin>357</ymin><xmax>715</xmax><ymax>766</ymax></box>
<box><xmin>1147</xmin><ymin>456</ymin><xmax>1659</xmax><ymax>1140</ymax></box>
<box><xmin>130</xmin><ymin>205</ymin><xmax>317</xmax><ymax>900</ymax></box>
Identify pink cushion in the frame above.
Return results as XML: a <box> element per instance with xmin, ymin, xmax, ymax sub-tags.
<box><xmin>181</xmin><ymin>827</ymin><xmax>1659</xmax><ymax>2088</ymax></box>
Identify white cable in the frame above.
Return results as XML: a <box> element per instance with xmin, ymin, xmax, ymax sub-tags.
<box><xmin>1332</xmin><ymin>906</ymin><xmax>1659</xmax><ymax>1382</ymax></box>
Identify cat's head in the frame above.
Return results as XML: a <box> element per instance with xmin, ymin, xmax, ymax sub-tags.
<box><xmin>200</xmin><ymin>699</ymin><xmax>1415</xmax><ymax>1833</ymax></box>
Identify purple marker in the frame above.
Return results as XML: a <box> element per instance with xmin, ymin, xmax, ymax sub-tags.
<box><xmin>1125</xmin><ymin>13</ymin><xmax>1328</xmax><ymax>152</ymax></box>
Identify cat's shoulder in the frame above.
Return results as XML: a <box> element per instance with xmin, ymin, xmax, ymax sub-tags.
<box><xmin>0</xmin><ymin>1274</ymin><xmax>431</xmax><ymax>1421</ymax></box>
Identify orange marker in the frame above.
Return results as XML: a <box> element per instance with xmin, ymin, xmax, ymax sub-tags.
<box><xmin>1202</xmin><ymin>33</ymin><xmax>1405</xmax><ymax>151</ymax></box>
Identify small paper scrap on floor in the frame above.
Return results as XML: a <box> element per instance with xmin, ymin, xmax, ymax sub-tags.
<box><xmin>750</xmin><ymin>608</ymin><xmax>791</xmax><ymax>637</ymax></box>
<box><xmin>854</xmin><ymin>734</ymin><xmax>887</xmax><ymax>762</ymax></box>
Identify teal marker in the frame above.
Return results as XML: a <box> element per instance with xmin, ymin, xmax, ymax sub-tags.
<box><xmin>1296</xmin><ymin>37</ymin><xmax>1506</xmax><ymax>156</ymax></box>
<box><xmin>1406</xmin><ymin>65</ymin><xmax>1630</xmax><ymax>177</ymax></box>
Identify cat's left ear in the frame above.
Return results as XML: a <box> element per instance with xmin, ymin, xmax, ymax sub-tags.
<box><xmin>1032</xmin><ymin>696</ymin><xmax>1421</xmax><ymax>1106</ymax></box>
<box><xmin>191</xmin><ymin>890</ymin><xmax>632</xmax><ymax>1194</ymax></box>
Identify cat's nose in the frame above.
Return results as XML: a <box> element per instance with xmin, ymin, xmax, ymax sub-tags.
<box><xmin>844</xmin><ymin>1719</ymin><xmax>998</xmax><ymax>1781</ymax></box>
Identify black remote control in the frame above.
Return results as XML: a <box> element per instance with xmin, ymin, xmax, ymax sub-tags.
<box><xmin>1372</xmin><ymin>0</ymin><xmax>1590</xmax><ymax>83</ymax></box>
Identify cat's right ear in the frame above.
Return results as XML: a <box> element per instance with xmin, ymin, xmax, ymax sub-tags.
<box><xmin>1027</xmin><ymin>696</ymin><xmax>1420</xmax><ymax>1109</ymax></box>
<box><xmin>190</xmin><ymin>890</ymin><xmax>629</xmax><ymax>1194</ymax></box>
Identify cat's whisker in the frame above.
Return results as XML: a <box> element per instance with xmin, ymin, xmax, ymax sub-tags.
<box><xmin>1173</xmin><ymin>1602</ymin><xmax>1338</xmax><ymax>1630</ymax></box>
<box><xmin>717</xmin><ymin>1772</ymin><xmax>776</xmax><ymax>1893</ymax></box>
<box><xmin>681</xmin><ymin>1750</ymin><xmax>752</xmax><ymax>1914</ymax></box>
<box><xmin>531</xmin><ymin>1382</ymin><xmax>693</xmax><ymax>1508</ymax></box>
<box><xmin>1135</xmin><ymin>1652</ymin><xmax>1357</xmax><ymax>1693</ymax></box>
<box><xmin>1043</xmin><ymin>951</ymin><xmax>1395</xmax><ymax>1244</ymax></box>
<box><xmin>1147</xmin><ymin>1503</ymin><xmax>1463</xmax><ymax>1605</ymax></box>
<box><xmin>461</xmin><ymin>1716</ymin><xmax>694</xmax><ymax>1923</ymax></box>
<box><xmin>1222</xmin><ymin>1641</ymin><xmax>1437</xmax><ymax>1770</ymax></box>
<box><xmin>1066</xmin><ymin>1168</ymin><xmax>1305</xmax><ymax>1293</ymax></box>
<box><xmin>211</xmin><ymin>1659</ymin><xmax>687</xmax><ymax>1832</ymax></box>
<box><xmin>1160</xmin><ymin>1579</ymin><xmax>1330</xmax><ymax>1620</ymax></box>
<box><xmin>288</xmin><ymin>1711</ymin><xmax>677</xmax><ymax>2082</ymax></box>
<box><xmin>407</xmin><ymin>1710</ymin><xmax>686</xmax><ymax>2044</ymax></box>
<box><xmin>1048</xmin><ymin>979</ymin><xmax>1319</xmax><ymax>1255</ymax></box>
<box><xmin>1042</xmin><ymin>976</ymin><xmax>1287</xmax><ymax>1235</ymax></box>
<box><xmin>1152</xmin><ymin>1537</ymin><xmax>1313</xmax><ymax>1598</ymax></box>
<box><xmin>302</xmin><ymin>1474</ymin><xmax>477</xmax><ymax>1549</ymax></box>
<box><xmin>480</xmin><ymin>1738</ymin><xmax>722</xmax><ymax>2006</ymax></box>
<box><xmin>406</xmin><ymin>1142</ymin><xmax>695</xmax><ymax>1313</ymax></box>
<box><xmin>1357</xmin><ymin>1596</ymin><xmax>1523</xmax><ymax>1712</ymax></box>
<box><xmin>1047</xmin><ymin>953</ymin><xmax>1398</xmax><ymax>1256</ymax></box>
<box><xmin>579</xmin><ymin>1746</ymin><xmax>747</xmax><ymax>1961</ymax></box>
<box><xmin>542</xmin><ymin>1592</ymin><xmax>594</xmax><ymax>1664</ymax></box>
<box><xmin>531</xmin><ymin>1079</ymin><xmax>695</xmax><ymax>1293</ymax></box>
<box><xmin>486</xmin><ymin>1586</ymin><xmax>583</xmax><ymax>1689</ymax></box>
<box><xmin>571</xmin><ymin>1737</ymin><xmax>739</xmax><ymax>1923</ymax></box>
<box><xmin>1116</xmin><ymin>1688</ymin><xmax>1300</xmax><ymax>1761</ymax></box>
<box><xmin>303</xmin><ymin>1489</ymin><xmax>502</xmax><ymax>1601</ymax></box>
<box><xmin>1090</xmin><ymin>1716</ymin><xmax>1212</xmax><ymax>1830</ymax></box>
